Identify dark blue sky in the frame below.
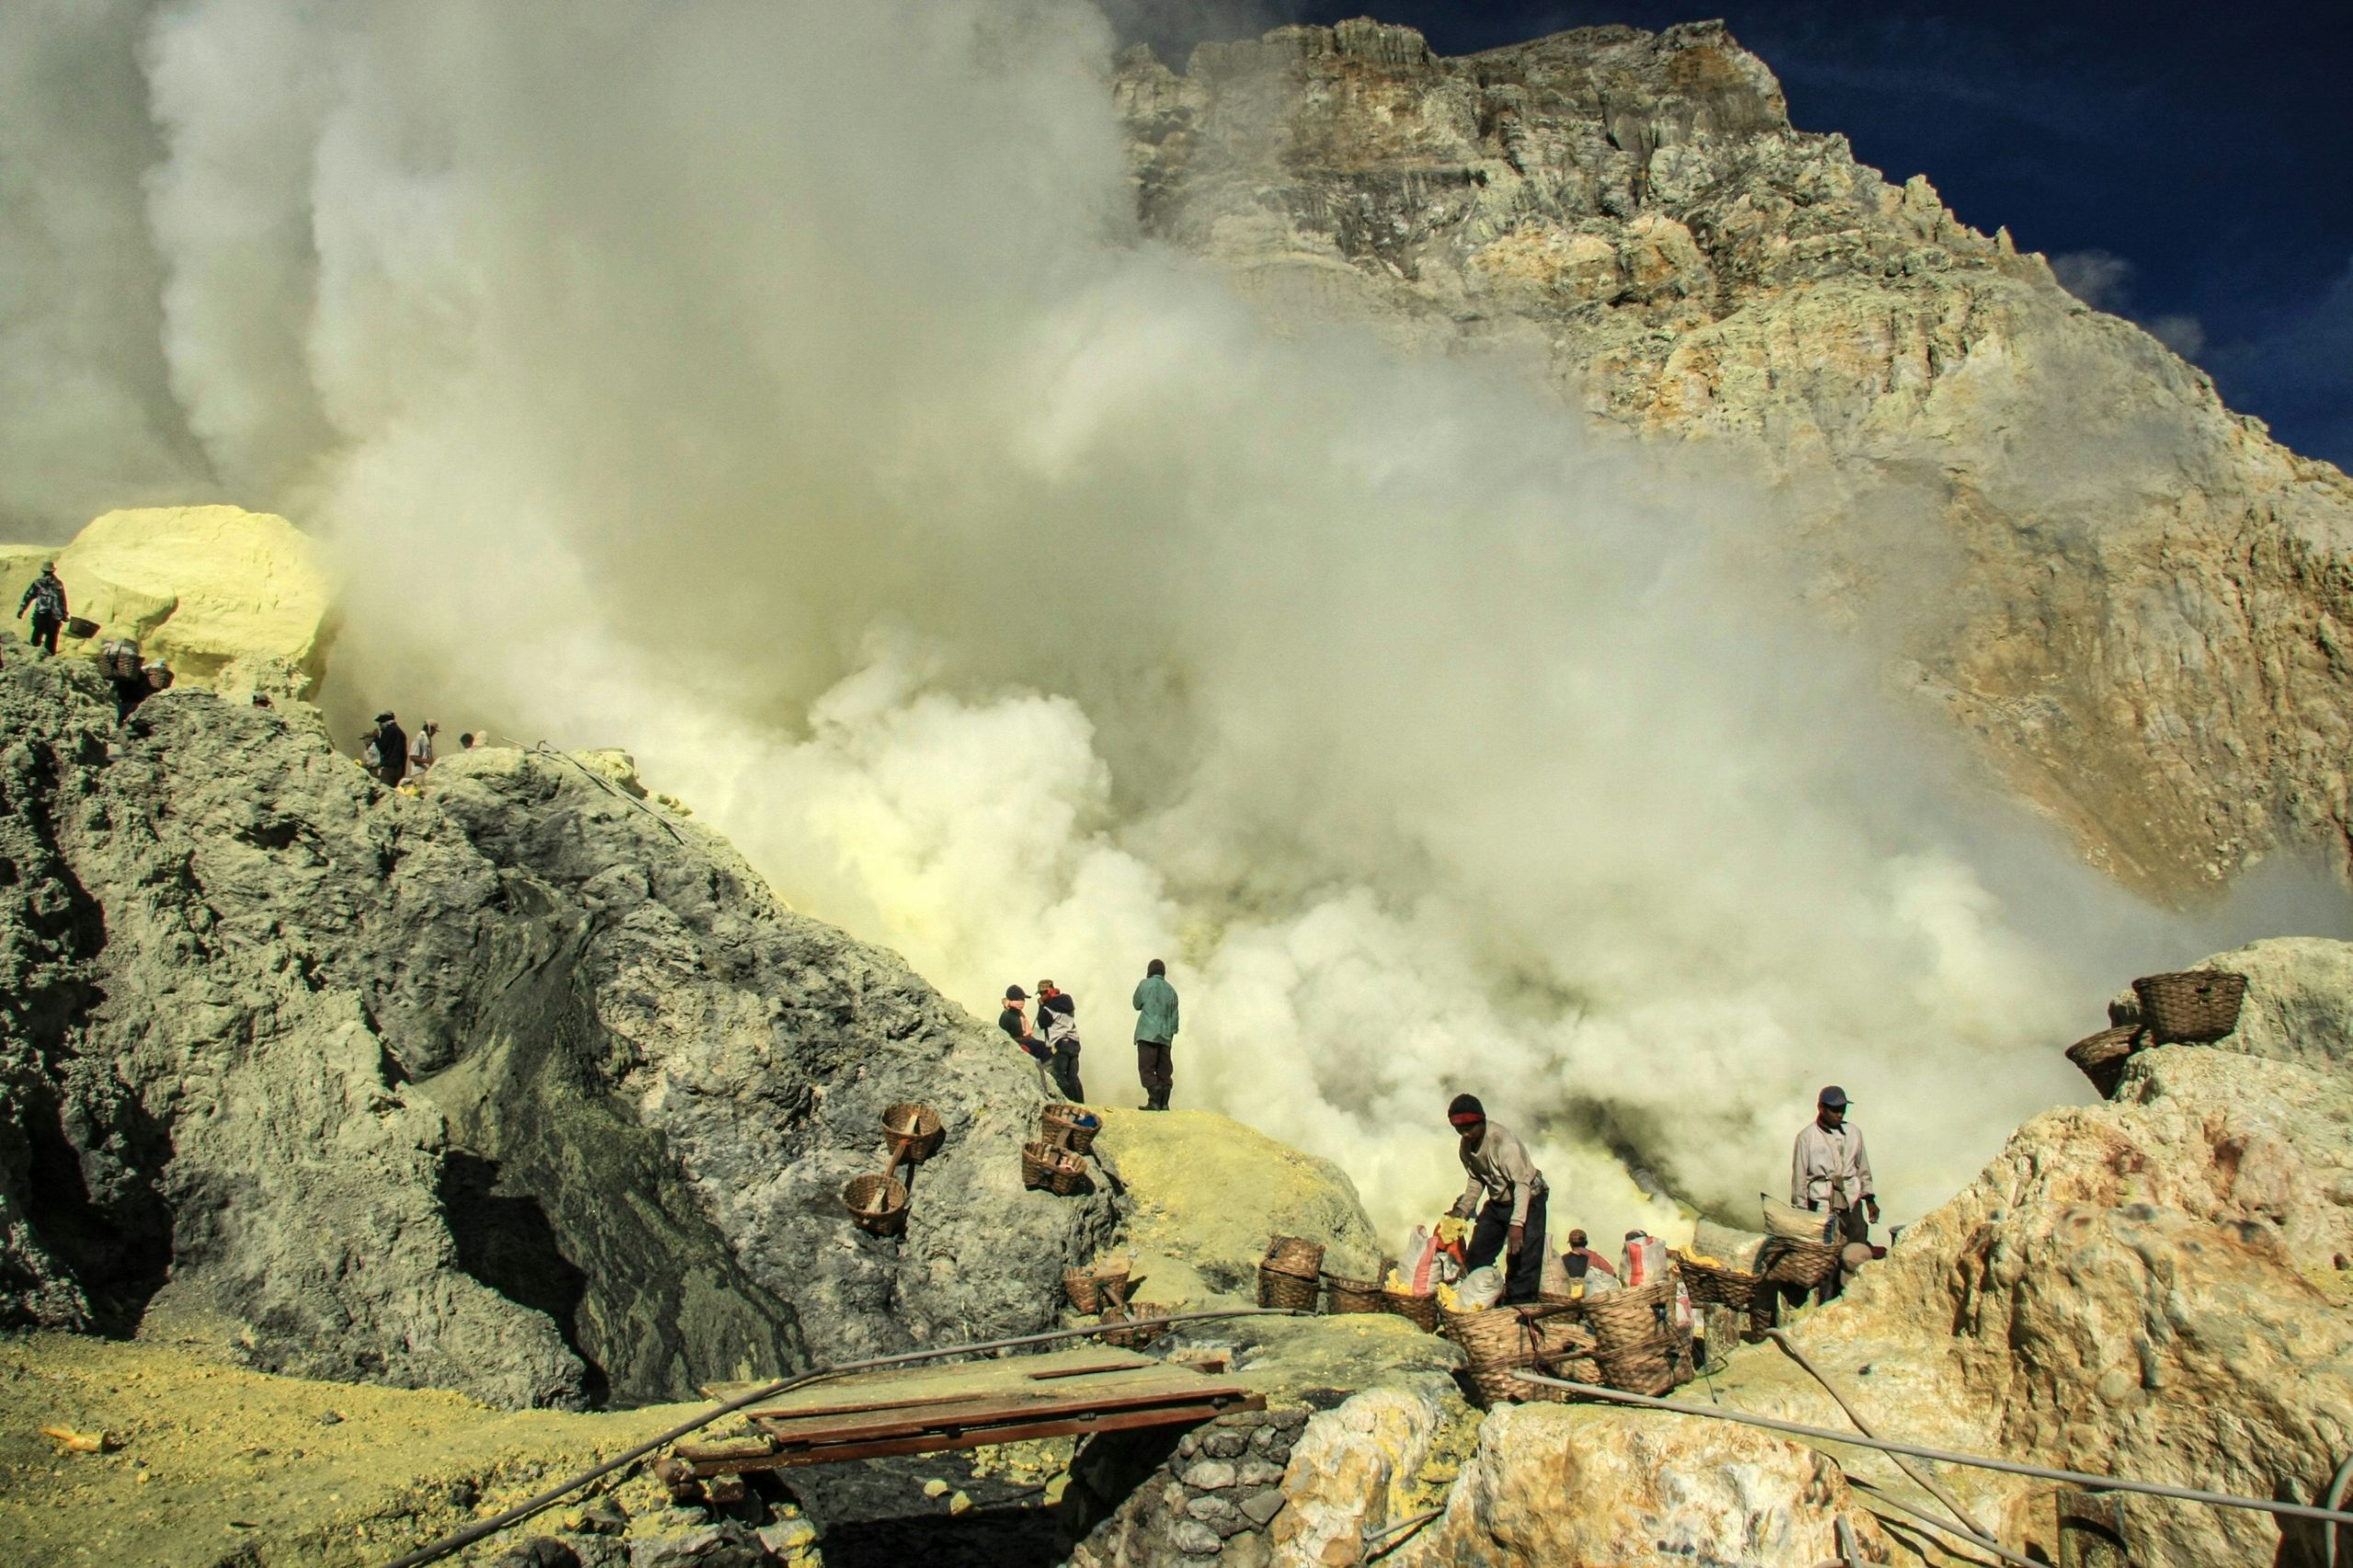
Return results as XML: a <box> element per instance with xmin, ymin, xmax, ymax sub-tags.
<box><xmin>1118</xmin><ymin>1</ymin><xmax>2353</xmax><ymax>468</ymax></box>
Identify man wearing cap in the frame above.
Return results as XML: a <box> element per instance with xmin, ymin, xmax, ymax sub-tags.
<box><xmin>1791</xmin><ymin>1085</ymin><xmax>1878</xmax><ymax>1253</ymax></box>
<box><xmin>1036</xmin><ymin>980</ymin><xmax>1083</xmax><ymax>1102</ymax></box>
<box><xmin>1446</xmin><ymin>1094</ymin><xmax>1549</xmax><ymax>1305</ymax></box>
<box><xmin>369</xmin><ymin>712</ymin><xmax>410</xmax><ymax>788</ymax></box>
<box><xmin>16</xmin><ymin>563</ymin><xmax>67</xmax><ymax>658</ymax></box>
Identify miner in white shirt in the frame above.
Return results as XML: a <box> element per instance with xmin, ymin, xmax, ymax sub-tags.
<box><xmin>1790</xmin><ymin>1085</ymin><xmax>1879</xmax><ymax>1246</ymax></box>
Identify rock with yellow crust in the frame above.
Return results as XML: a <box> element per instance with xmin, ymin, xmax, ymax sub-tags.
<box><xmin>46</xmin><ymin>505</ymin><xmax>335</xmax><ymax>694</ymax></box>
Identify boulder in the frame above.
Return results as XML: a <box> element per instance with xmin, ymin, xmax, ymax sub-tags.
<box><xmin>50</xmin><ymin>505</ymin><xmax>335</xmax><ymax>693</ymax></box>
<box><xmin>0</xmin><ymin>658</ymin><xmax>1111</xmax><ymax>1407</ymax></box>
<box><xmin>1089</xmin><ymin>1108</ymin><xmax>1382</xmax><ymax>1306</ymax></box>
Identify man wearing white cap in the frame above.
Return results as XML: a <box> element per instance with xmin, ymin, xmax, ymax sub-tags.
<box><xmin>1791</xmin><ymin>1085</ymin><xmax>1878</xmax><ymax>1257</ymax></box>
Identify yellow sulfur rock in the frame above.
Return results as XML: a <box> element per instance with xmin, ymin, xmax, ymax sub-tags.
<box><xmin>44</xmin><ymin>505</ymin><xmax>335</xmax><ymax>695</ymax></box>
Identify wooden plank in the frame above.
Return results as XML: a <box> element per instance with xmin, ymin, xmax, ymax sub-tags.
<box><xmin>672</xmin><ymin>1434</ymin><xmax>777</xmax><ymax>1462</ymax></box>
<box><xmin>683</xmin><ymin>1393</ymin><xmax>1264</xmax><ymax>1476</ymax></box>
<box><xmin>707</xmin><ymin>1348</ymin><xmax>1165</xmax><ymax>1422</ymax></box>
<box><xmin>748</xmin><ymin>1373</ymin><xmax>1256</xmax><ymax>1448</ymax></box>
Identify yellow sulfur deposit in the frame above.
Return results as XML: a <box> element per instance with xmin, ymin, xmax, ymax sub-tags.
<box><xmin>1435</xmin><ymin>1216</ymin><xmax>1469</xmax><ymax>1245</ymax></box>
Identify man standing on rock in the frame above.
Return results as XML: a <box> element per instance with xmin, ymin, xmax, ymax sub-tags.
<box><xmin>1132</xmin><ymin>959</ymin><xmax>1178</xmax><ymax>1110</ymax></box>
<box><xmin>369</xmin><ymin>712</ymin><xmax>409</xmax><ymax>788</ymax></box>
<box><xmin>1447</xmin><ymin>1094</ymin><xmax>1549</xmax><ymax>1304</ymax></box>
<box><xmin>1036</xmin><ymin>979</ymin><xmax>1083</xmax><ymax>1102</ymax></box>
<box><xmin>16</xmin><ymin>563</ymin><xmax>67</xmax><ymax>658</ymax></box>
<box><xmin>1791</xmin><ymin>1085</ymin><xmax>1878</xmax><ymax>1255</ymax></box>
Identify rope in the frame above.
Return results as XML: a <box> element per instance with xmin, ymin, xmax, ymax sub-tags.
<box><xmin>379</xmin><ymin>1306</ymin><xmax>1307</xmax><ymax>1568</ymax></box>
<box><xmin>1763</xmin><ymin>1328</ymin><xmax>2025</xmax><ymax>1567</ymax></box>
<box><xmin>1511</xmin><ymin>1371</ymin><xmax>2353</xmax><ymax>1531</ymax></box>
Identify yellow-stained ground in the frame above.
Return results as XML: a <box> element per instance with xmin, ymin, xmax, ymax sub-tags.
<box><xmin>0</xmin><ymin>1331</ymin><xmax>696</xmax><ymax>1566</ymax></box>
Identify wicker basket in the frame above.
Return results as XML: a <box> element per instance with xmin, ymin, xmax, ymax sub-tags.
<box><xmin>1063</xmin><ymin>1264</ymin><xmax>1131</xmax><ymax>1314</ymax></box>
<box><xmin>1263</xmin><ymin>1235</ymin><xmax>1324</xmax><ymax>1278</ymax></box>
<box><xmin>1021</xmin><ymin>1140</ymin><xmax>1090</xmax><ymax>1196</ymax></box>
<box><xmin>2066</xmin><ymin>1025</ymin><xmax>2145</xmax><ymax>1097</ymax></box>
<box><xmin>1756</xmin><ymin>1238</ymin><xmax>1842</xmax><ymax>1290</ymax></box>
<box><xmin>881</xmin><ymin>1102</ymin><xmax>945</xmax><ymax>1163</ymax></box>
<box><xmin>1671</xmin><ymin>1251</ymin><xmax>1763</xmax><ymax>1312</ymax></box>
<box><xmin>1098</xmin><ymin>1301</ymin><xmax>1169</xmax><ymax>1350</ymax></box>
<box><xmin>1586</xmin><ymin>1278</ymin><xmax>1675</xmax><ymax>1397</ymax></box>
<box><xmin>1443</xmin><ymin>1302</ymin><xmax>1590</xmax><ymax>1406</ymax></box>
<box><xmin>1257</xmin><ymin>1265</ymin><xmax>1320</xmax><ymax>1312</ymax></box>
<box><xmin>1323</xmin><ymin>1274</ymin><xmax>1385</xmax><ymax>1315</ymax></box>
<box><xmin>143</xmin><ymin>665</ymin><xmax>175</xmax><ymax>690</ymax></box>
<box><xmin>63</xmin><ymin>617</ymin><xmax>98</xmax><ymax>640</ymax></box>
<box><xmin>2132</xmin><ymin>971</ymin><xmax>2247</xmax><ymax>1045</ymax></box>
<box><xmin>1040</xmin><ymin>1104</ymin><xmax>1102</xmax><ymax>1156</ymax></box>
<box><xmin>840</xmin><ymin>1174</ymin><xmax>910</xmax><ymax>1236</ymax></box>
<box><xmin>1381</xmin><ymin>1287</ymin><xmax>1440</xmax><ymax>1332</ymax></box>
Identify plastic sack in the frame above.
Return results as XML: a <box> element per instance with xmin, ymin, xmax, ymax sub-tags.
<box><xmin>1761</xmin><ymin>1195</ymin><xmax>1838</xmax><ymax>1244</ymax></box>
<box><xmin>1404</xmin><ymin>1225</ymin><xmax>1439</xmax><ymax>1293</ymax></box>
<box><xmin>1671</xmin><ymin>1278</ymin><xmax>1694</xmax><ymax>1332</ymax></box>
<box><xmin>1455</xmin><ymin>1266</ymin><xmax>1504</xmax><ymax>1311</ymax></box>
<box><xmin>1622</xmin><ymin>1232</ymin><xmax>1667</xmax><ymax>1287</ymax></box>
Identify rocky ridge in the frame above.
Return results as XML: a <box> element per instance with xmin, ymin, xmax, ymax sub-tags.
<box><xmin>0</xmin><ymin>638</ymin><xmax>1115</xmax><ymax>1411</ymax></box>
<box><xmin>1117</xmin><ymin>19</ymin><xmax>2353</xmax><ymax>900</ymax></box>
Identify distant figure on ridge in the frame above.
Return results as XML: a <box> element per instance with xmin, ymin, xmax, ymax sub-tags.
<box><xmin>16</xmin><ymin>563</ymin><xmax>67</xmax><ymax>658</ymax></box>
<box><xmin>1446</xmin><ymin>1094</ymin><xmax>1549</xmax><ymax>1304</ymax></box>
<box><xmin>1131</xmin><ymin>960</ymin><xmax>1179</xmax><ymax>1111</ymax></box>
<box><xmin>1036</xmin><ymin>978</ymin><xmax>1083</xmax><ymax>1102</ymax></box>
<box><xmin>409</xmin><ymin>721</ymin><xmax>438</xmax><ymax>775</ymax></box>
<box><xmin>368</xmin><ymin>712</ymin><xmax>409</xmax><ymax>788</ymax></box>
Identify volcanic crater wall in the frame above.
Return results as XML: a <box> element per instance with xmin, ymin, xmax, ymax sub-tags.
<box><xmin>0</xmin><ymin>646</ymin><xmax>1113</xmax><ymax>1408</ymax></box>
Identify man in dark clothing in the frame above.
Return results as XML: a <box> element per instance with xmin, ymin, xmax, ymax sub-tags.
<box><xmin>369</xmin><ymin>712</ymin><xmax>410</xmax><ymax>787</ymax></box>
<box><xmin>999</xmin><ymin>985</ymin><xmax>1045</xmax><ymax>1060</ymax></box>
<box><xmin>17</xmin><ymin>564</ymin><xmax>66</xmax><ymax>658</ymax></box>
<box><xmin>1036</xmin><ymin>980</ymin><xmax>1083</xmax><ymax>1102</ymax></box>
<box><xmin>1132</xmin><ymin>959</ymin><xmax>1179</xmax><ymax>1110</ymax></box>
<box><xmin>1447</xmin><ymin>1093</ymin><xmax>1550</xmax><ymax>1305</ymax></box>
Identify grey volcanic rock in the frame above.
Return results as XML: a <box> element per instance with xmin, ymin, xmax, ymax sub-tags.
<box><xmin>0</xmin><ymin>643</ymin><xmax>1112</xmax><ymax>1406</ymax></box>
<box><xmin>1118</xmin><ymin>20</ymin><xmax>2353</xmax><ymax>901</ymax></box>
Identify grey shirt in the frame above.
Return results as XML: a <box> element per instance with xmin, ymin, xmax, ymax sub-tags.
<box><xmin>1458</xmin><ymin>1120</ymin><xmax>1547</xmax><ymax>1227</ymax></box>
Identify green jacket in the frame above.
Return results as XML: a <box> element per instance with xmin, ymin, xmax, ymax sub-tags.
<box><xmin>1132</xmin><ymin>974</ymin><xmax>1179</xmax><ymax>1044</ymax></box>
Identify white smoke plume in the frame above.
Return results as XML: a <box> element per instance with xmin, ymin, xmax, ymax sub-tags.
<box><xmin>5</xmin><ymin>0</ymin><xmax>2336</xmax><ymax>1247</ymax></box>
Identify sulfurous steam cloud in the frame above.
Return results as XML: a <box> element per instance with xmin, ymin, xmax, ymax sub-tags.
<box><xmin>4</xmin><ymin>0</ymin><xmax>2331</xmax><ymax>1246</ymax></box>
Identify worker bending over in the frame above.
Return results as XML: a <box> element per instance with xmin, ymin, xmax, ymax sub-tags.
<box><xmin>1446</xmin><ymin>1094</ymin><xmax>1549</xmax><ymax>1304</ymax></box>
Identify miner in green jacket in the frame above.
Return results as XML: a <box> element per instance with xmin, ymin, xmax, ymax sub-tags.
<box><xmin>1131</xmin><ymin>960</ymin><xmax>1180</xmax><ymax>1111</ymax></box>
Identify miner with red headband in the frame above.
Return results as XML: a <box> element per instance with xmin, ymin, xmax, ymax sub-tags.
<box><xmin>1446</xmin><ymin>1094</ymin><xmax>1549</xmax><ymax>1305</ymax></box>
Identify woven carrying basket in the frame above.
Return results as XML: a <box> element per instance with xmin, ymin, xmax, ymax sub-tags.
<box><xmin>1063</xmin><ymin>1265</ymin><xmax>1130</xmax><ymax>1314</ymax></box>
<box><xmin>2131</xmin><ymin>971</ymin><xmax>2247</xmax><ymax>1045</ymax></box>
<box><xmin>1585</xmin><ymin>1278</ymin><xmax>1676</xmax><ymax>1397</ymax></box>
<box><xmin>2066</xmin><ymin>1025</ymin><xmax>2145</xmax><ymax>1097</ymax></box>
<box><xmin>1040</xmin><ymin>1104</ymin><xmax>1101</xmax><ymax>1155</ymax></box>
<box><xmin>1263</xmin><ymin>1235</ymin><xmax>1324</xmax><ymax>1278</ymax></box>
<box><xmin>1381</xmin><ymin>1287</ymin><xmax>1439</xmax><ymax>1332</ymax></box>
<box><xmin>1443</xmin><ymin>1302</ymin><xmax>1590</xmax><ymax>1406</ymax></box>
<box><xmin>63</xmin><ymin>617</ymin><xmax>98</xmax><ymax>640</ymax></box>
<box><xmin>1257</xmin><ymin>1265</ymin><xmax>1320</xmax><ymax>1312</ymax></box>
<box><xmin>1671</xmin><ymin>1251</ymin><xmax>1762</xmax><ymax>1312</ymax></box>
<box><xmin>1021</xmin><ymin>1140</ymin><xmax>1089</xmax><ymax>1196</ymax></box>
<box><xmin>840</xmin><ymin>1174</ymin><xmax>909</xmax><ymax>1236</ymax></box>
<box><xmin>1098</xmin><ymin>1301</ymin><xmax>1169</xmax><ymax>1350</ymax></box>
<box><xmin>1757</xmin><ymin>1238</ymin><xmax>1842</xmax><ymax>1289</ymax></box>
<box><xmin>881</xmin><ymin>1102</ymin><xmax>945</xmax><ymax>1163</ymax></box>
<box><xmin>1323</xmin><ymin>1274</ymin><xmax>1385</xmax><ymax>1315</ymax></box>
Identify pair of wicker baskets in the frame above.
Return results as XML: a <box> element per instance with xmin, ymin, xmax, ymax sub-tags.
<box><xmin>1040</xmin><ymin>1104</ymin><xmax>1101</xmax><ymax>1155</ymax></box>
<box><xmin>1582</xmin><ymin>1278</ymin><xmax>1678</xmax><ymax>1397</ymax></box>
<box><xmin>1442</xmin><ymin>1301</ymin><xmax>1597</xmax><ymax>1406</ymax></box>
<box><xmin>1022</xmin><ymin>1140</ymin><xmax>1090</xmax><ymax>1196</ymax></box>
<box><xmin>839</xmin><ymin>1101</ymin><xmax>949</xmax><ymax>1236</ymax></box>
<box><xmin>2066</xmin><ymin>971</ymin><xmax>2248</xmax><ymax>1096</ymax></box>
<box><xmin>1381</xmin><ymin>1286</ymin><xmax>1440</xmax><ymax>1332</ymax></box>
<box><xmin>1323</xmin><ymin>1264</ymin><xmax>1394</xmax><ymax>1316</ymax></box>
<box><xmin>1063</xmin><ymin>1263</ymin><xmax>1131</xmax><ymax>1314</ymax></box>
<box><xmin>1672</xmin><ymin>1250</ymin><xmax>1764</xmax><ymax>1312</ymax></box>
<box><xmin>1097</xmin><ymin>1301</ymin><xmax>1171</xmax><ymax>1350</ymax></box>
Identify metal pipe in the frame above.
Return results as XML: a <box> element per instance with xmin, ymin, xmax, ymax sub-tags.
<box><xmin>2327</xmin><ymin>1450</ymin><xmax>2351</xmax><ymax>1568</ymax></box>
<box><xmin>1850</xmin><ymin>1478</ymin><xmax>2036</xmax><ymax>1568</ymax></box>
<box><xmin>381</xmin><ymin>1306</ymin><xmax>1305</xmax><ymax>1568</ymax></box>
<box><xmin>1511</xmin><ymin>1372</ymin><xmax>2353</xmax><ymax>1530</ymax></box>
<box><xmin>1835</xmin><ymin>1514</ymin><xmax>1863</xmax><ymax>1568</ymax></box>
<box><xmin>1362</xmin><ymin>1506</ymin><xmax>1444</xmax><ymax>1560</ymax></box>
<box><xmin>1765</xmin><ymin>1327</ymin><xmax>2007</xmax><ymax>1557</ymax></box>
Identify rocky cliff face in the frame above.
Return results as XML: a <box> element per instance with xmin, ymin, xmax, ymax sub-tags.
<box><xmin>1117</xmin><ymin>20</ymin><xmax>2353</xmax><ymax>900</ymax></box>
<box><xmin>0</xmin><ymin>644</ymin><xmax>1113</xmax><ymax>1409</ymax></box>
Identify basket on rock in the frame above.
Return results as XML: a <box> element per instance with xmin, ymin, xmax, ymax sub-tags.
<box><xmin>2131</xmin><ymin>971</ymin><xmax>2248</xmax><ymax>1045</ymax></box>
<box><xmin>881</xmin><ymin>1102</ymin><xmax>945</xmax><ymax>1163</ymax></box>
<box><xmin>1256</xmin><ymin>1235</ymin><xmax>1324</xmax><ymax>1312</ymax></box>
<box><xmin>1021</xmin><ymin>1140</ymin><xmax>1090</xmax><ymax>1197</ymax></box>
<box><xmin>1322</xmin><ymin>1273</ymin><xmax>1385</xmax><ymax>1315</ymax></box>
<box><xmin>63</xmin><ymin>617</ymin><xmax>98</xmax><ymax>640</ymax></box>
<box><xmin>1585</xmin><ymin>1278</ymin><xmax>1677</xmax><ymax>1398</ymax></box>
<box><xmin>1263</xmin><ymin>1235</ymin><xmax>1324</xmax><ymax>1278</ymax></box>
<box><xmin>1040</xmin><ymin>1103</ymin><xmax>1101</xmax><ymax>1155</ymax></box>
<box><xmin>840</xmin><ymin>1174</ymin><xmax>910</xmax><ymax>1237</ymax></box>
<box><xmin>1098</xmin><ymin>1301</ymin><xmax>1170</xmax><ymax>1350</ymax></box>
<box><xmin>1063</xmin><ymin>1263</ymin><xmax>1131</xmax><ymax>1314</ymax></box>
<box><xmin>1671</xmin><ymin>1250</ymin><xmax>1762</xmax><ymax>1312</ymax></box>
<box><xmin>1756</xmin><ymin>1237</ymin><xmax>1842</xmax><ymax>1290</ymax></box>
<box><xmin>1442</xmin><ymin>1302</ymin><xmax>1592</xmax><ymax>1406</ymax></box>
<box><xmin>2066</xmin><ymin>1025</ymin><xmax>2145</xmax><ymax>1097</ymax></box>
<box><xmin>1381</xmin><ymin>1286</ymin><xmax>1440</xmax><ymax>1332</ymax></box>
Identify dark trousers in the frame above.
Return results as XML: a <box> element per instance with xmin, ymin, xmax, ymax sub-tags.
<box><xmin>29</xmin><ymin>614</ymin><xmax>60</xmax><ymax>656</ymax></box>
<box><xmin>1820</xmin><ymin>1204</ymin><xmax>1870</xmax><ymax>1302</ymax></box>
<box><xmin>1136</xmin><ymin>1040</ymin><xmax>1172</xmax><ymax>1108</ymax></box>
<box><xmin>1464</xmin><ymin>1188</ymin><xmax>1548</xmax><ymax>1304</ymax></box>
<box><xmin>1051</xmin><ymin>1041</ymin><xmax>1085</xmax><ymax>1103</ymax></box>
